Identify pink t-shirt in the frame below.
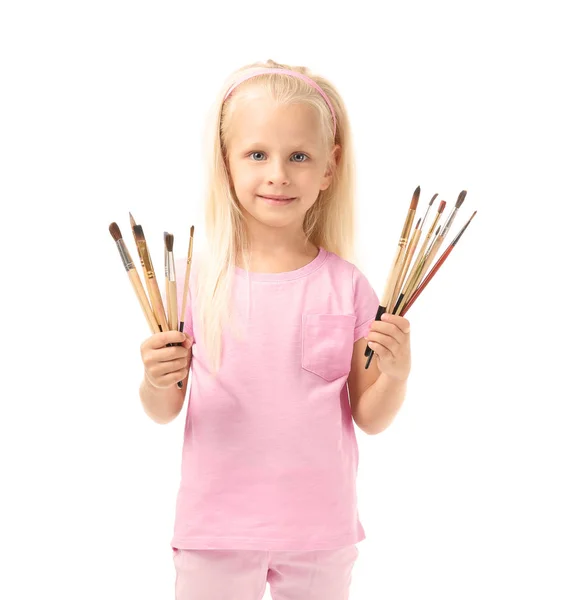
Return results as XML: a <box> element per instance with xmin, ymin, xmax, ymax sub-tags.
<box><xmin>169</xmin><ymin>246</ymin><xmax>380</xmax><ymax>552</ymax></box>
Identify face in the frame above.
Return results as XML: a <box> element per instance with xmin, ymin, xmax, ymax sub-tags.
<box><xmin>225</xmin><ymin>92</ymin><xmax>339</xmax><ymax>235</ymax></box>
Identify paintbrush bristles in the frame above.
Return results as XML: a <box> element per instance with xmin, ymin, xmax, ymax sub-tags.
<box><xmin>165</xmin><ymin>233</ymin><xmax>174</xmax><ymax>252</ymax></box>
<box><xmin>438</xmin><ymin>201</ymin><xmax>446</xmax><ymax>213</ymax></box>
<box><xmin>133</xmin><ymin>225</ymin><xmax>145</xmax><ymax>242</ymax></box>
<box><xmin>129</xmin><ymin>212</ymin><xmax>136</xmax><ymax>229</ymax></box>
<box><xmin>455</xmin><ymin>190</ymin><xmax>467</xmax><ymax>208</ymax></box>
<box><xmin>109</xmin><ymin>222</ymin><xmax>122</xmax><ymax>241</ymax></box>
<box><xmin>410</xmin><ymin>186</ymin><xmax>421</xmax><ymax>210</ymax></box>
<box><xmin>429</xmin><ymin>193</ymin><xmax>438</xmax><ymax>205</ymax></box>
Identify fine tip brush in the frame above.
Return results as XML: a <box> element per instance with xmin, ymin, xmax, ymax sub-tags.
<box><xmin>176</xmin><ymin>225</ymin><xmax>195</xmax><ymax>390</ymax></box>
<box><xmin>109</xmin><ymin>222</ymin><xmax>160</xmax><ymax>333</ymax></box>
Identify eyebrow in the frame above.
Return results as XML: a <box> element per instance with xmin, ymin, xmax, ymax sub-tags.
<box><xmin>241</xmin><ymin>140</ymin><xmax>317</xmax><ymax>149</ymax></box>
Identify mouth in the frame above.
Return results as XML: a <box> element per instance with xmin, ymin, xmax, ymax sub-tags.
<box><xmin>258</xmin><ymin>195</ymin><xmax>296</xmax><ymax>205</ymax></box>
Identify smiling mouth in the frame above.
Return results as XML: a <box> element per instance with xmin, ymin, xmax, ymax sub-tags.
<box><xmin>258</xmin><ymin>195</ymin><xmax>296</xmax><ymax>205</ymax></box>
<box><xmin>258</xmin><ymin>195</ymin><xmax>296</xmax><ymax>201</ymax></box>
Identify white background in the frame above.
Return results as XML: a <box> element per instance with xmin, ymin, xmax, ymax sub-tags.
<box><xmin>1</xmin><ymin>1</ymin><xmax>574</xmax><ymax>599</ymax></box>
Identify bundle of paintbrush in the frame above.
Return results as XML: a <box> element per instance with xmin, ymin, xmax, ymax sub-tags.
<box><xmin>109</xmin><ymin>214</ymin><xmax>195</xmax><ymax>388</ymax></box>
<box><xmin>365</xmin><ymin>187</ymin><xmax>477</xmax><ymax>369</ymax></box>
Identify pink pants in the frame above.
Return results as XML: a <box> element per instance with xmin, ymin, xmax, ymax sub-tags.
<box><xmin>172</xmin><ymin>544</ymin><xmax>359</xmax><ymax>600</ymax></box>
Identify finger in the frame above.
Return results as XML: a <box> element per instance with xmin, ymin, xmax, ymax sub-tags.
<box><xmin>150</xmin><ymin>367</ymin><xmax>189</xmax><ymax>389</ymax></box>
<box><xmin>366</xmin><ymin>333</ymin><xmax>399</xmax><ymax>359</ymax></box>
<box><xmin>367</xmin><ymin>341</ymin><xmax>393</xmax><ymax>360</ymax></box>
<box><xmin>147</xmin><ymin>348</ymin><xmax>189</xmax><ymax>366</ymax></box>
<box><xmin>161</xmin><ymin>365</ymin><xmax>190</xmax><ymax>387</ymax></box>
<box><xmin>148</xmin><ymin>357</ymin><xmax>189</xmax><ymax>379</ymax></box>
<box><xmin>368</xmin><ymin>324</ymin><xmax>404</xmax><ymax>348</ymax></box>
<box><xmin>147</xmin><ymin>330</ymin><xmax>188</xmax><ymax>350</ymax></box>
<box><xmin>381</xmin><ymin>314</ymin><xmax>411</xmax><ymax>334</ymax></box>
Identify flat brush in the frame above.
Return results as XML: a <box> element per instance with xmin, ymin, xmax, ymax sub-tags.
<box><xmin>401</xmin><ymin>211</ymin><xmax>477</xmax><ymax>316</ymax></box>
<box><xmin>176</xmin><ymin>225</ymin><xmax>195</xmax><ymax>390</ymax></box>
<box><xmin>131</xmin><ymin>221</ymin><xmax>169</xmax><ymax>333</ymax></box>
<box><xmin>109</xmin><ymin>222</ymin><xmax>160</xmax><ymax>334</ymax></box>
<box><xmin>165</xmin><ymin>233</ymin><xmax>178</xmax><ymax>331</ymax></box>
<box><xmin>364</xmin><ymin>186</ymin><xmax>420</xmax><ymax>362</ymax></box>
<box><xmin>393</xmin><ymin>198</ymin><xmax>446</xmax><ymax>314</ymax></box>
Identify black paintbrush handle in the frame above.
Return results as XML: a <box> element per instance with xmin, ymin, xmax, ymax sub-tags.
<box><xmin>364</xmin><ymin>304</ymin><xmax>387</xmax><ymax>357</ymax></box>
<box><xmin>365</xmin><ymin>348</ymin><xmax>375</xmax><ymax>369</ymax></box>
<box><xmin>176</xmin><ymin>321</ymin><xmax>185</xmax><ymax>389</ymax></box>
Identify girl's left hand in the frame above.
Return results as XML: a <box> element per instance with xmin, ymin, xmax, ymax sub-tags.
<box><xmin>365</xmin><ymin>313</ymin><xmax>412</xmax><ymax>381</ymax></box>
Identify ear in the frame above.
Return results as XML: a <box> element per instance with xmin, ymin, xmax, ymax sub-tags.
<box><xmin>319</xmin><ymin>144</ymin><xmax>341</xmax><ymax>191</ymax></box>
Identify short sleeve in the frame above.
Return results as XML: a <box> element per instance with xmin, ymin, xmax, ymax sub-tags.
<box><xmin>352</xmin><ymin>265</ymin><xmax>381</xmax><ymax>342</ymax></box>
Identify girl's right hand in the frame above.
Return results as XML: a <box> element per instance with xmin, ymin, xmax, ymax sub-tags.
<box><xmin>140</xmin><ymin>331</ymin><xmax>193</xmax><ymax>389</ymax></box>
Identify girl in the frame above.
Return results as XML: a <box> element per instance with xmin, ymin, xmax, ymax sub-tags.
<box><xmin>139</xmin><ymin>59</ymin><xmax>412</xmax><ymax>600</ymax></box>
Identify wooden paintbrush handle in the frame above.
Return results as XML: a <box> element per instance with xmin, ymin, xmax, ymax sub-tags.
<box><xmin>394</xmin><ymin>257</ymin><xmax>425</xmax><ymax>315</ymax></box>
<box><xmin>168</xmin><ymin>281</ymin><xmax>178</xmax><ymax>330</ymax></box>
<box><xmin>393</xmin><ymin>229</ymin><xmax>421</xmax><ymax>307</ymax></box>
<box><xmin>380</xmin><ymin>245</ymin><xmax>402</xmax><ymax>307</ymax></box>
<box><xmin>404</xmin><ymin>236</ymin><xmax>444</xmax><ymax>307</ymax></box>
<box><xmin>402</xmin><ymin>248</ymin><xmax>452</xmax><ymax>315</ymax></box>
<box><xmin>146</xmin><ymin>277</ymin><xmax>169</xmax><ymax>332</ymax></box>
<box><xmin>128</xmin><ymin>269</ymin><xmax>160</xmax><ymax>333</ymax></box>
<box><xmin>387</xmin><ymin>244</ymin><xmax>408</xmax><ymax>310</ymax></box>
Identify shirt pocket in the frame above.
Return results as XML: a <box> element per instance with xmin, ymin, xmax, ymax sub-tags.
<box><xmin>301</xmin><ymin>313</ymin><xmax>356</xmax><ymax>382</ymax></box>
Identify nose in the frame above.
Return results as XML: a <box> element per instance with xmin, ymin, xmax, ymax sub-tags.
<box><xmin>266</xmin><ymin>157</ymin><xmax>290</xmax><ymax>186</ymax></box>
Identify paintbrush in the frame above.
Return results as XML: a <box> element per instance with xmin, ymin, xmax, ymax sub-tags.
<box><xmin>165</xmin><ymin>233</ymin><xmax>178</xmax><ymax>331</ymax></box>
<box><xmin>130</xmin><ymin>215</ymin><xmax>169</xmax><ymax>333</ymax></box>
<box><xmin>398</xmin><ymin>190</ymin><xmax>467</xmax><ymax>313</ymax></box>
<box><xmin>391</xmin><ymin>217</ymin><xmax>421</xmax><ymax>310</ymax></box>
<box><xmin>364</xmin><ymin>186</ymin><xmax>420</xmax><ymax>361</ymax></box>
<box><xmin>394</xmin><ymin>224</ymin><xmax>442</xmax><ymax>316</ymax></box>
<box><xmin>109</xmin><ymin>222</ymin><xmax>160</xmax><ymax>334</ymax></box>
<box><xmin>393</xmin><ymin>198</ymin><xmax>446</xmax><ymax>314</ymax></box>
<box><xmin>401</xmin><ymin>211</ymin><xmax>477</xmax><ymax>315</ymax></box>
<box><xmin>176</xmin><ymin>225</ymin><xmax>195</xmax><ymax>390</ymax></box>
<box><xmin>385</xmin><ymin>186</ymin><xmax>420</xmax><ymax>312</ymax></box>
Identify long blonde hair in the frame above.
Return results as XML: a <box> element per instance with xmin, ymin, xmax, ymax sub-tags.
<box><xmin>194</xmin><ymin>59</ymin><xmax>358</xmax><ymax>374</ymax></box>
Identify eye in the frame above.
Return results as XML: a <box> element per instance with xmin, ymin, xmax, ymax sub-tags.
<box><xmin>247</xmin><ymin>151</ymin><xmax>310</xmax><ymax>162</ymax></box>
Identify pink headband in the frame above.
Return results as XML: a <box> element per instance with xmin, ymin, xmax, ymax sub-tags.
<box><xmin>223</xmin><ymin>67</ymin><xmax>337</xmax><ymax>136</ymax></box>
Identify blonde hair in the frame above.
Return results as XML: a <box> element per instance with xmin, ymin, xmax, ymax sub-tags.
<box><xmin>195</xmin><ymin>59</ymin><xmax>358</xmax><ymax>374</ymax></box>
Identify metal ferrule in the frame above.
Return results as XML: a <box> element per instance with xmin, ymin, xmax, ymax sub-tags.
<box><xmin>137</xmin><ymin>240</ymin><xmax>155</xmax><ymax>279</ymax></box>
<box><xmin>439</xmin><ymin>207</ymin><xmax>458</xmax><ymax>238</ymax></box>
<box><xmin>116</xmin><ymin>239</ymin><xmax>134</xmax><ymax>271</ymax></box>
<box><xmin>452</xmin><ymin>220</ymin><xmax>471</xmax><ymax>245</ymax></box>
<box><xmin>419</xmin><ymin>203</ymin><xmax>433</xmax><ymax>230</ymax></box>
<box><xmin>167</xmin><ymin>252</ymin><xmax>176</xmax><ymax>282</ymax></box>
<box><xmin>399</xmin><ymin>210</ymin><xmax>415</xmax><ymax>243</ymax></box>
